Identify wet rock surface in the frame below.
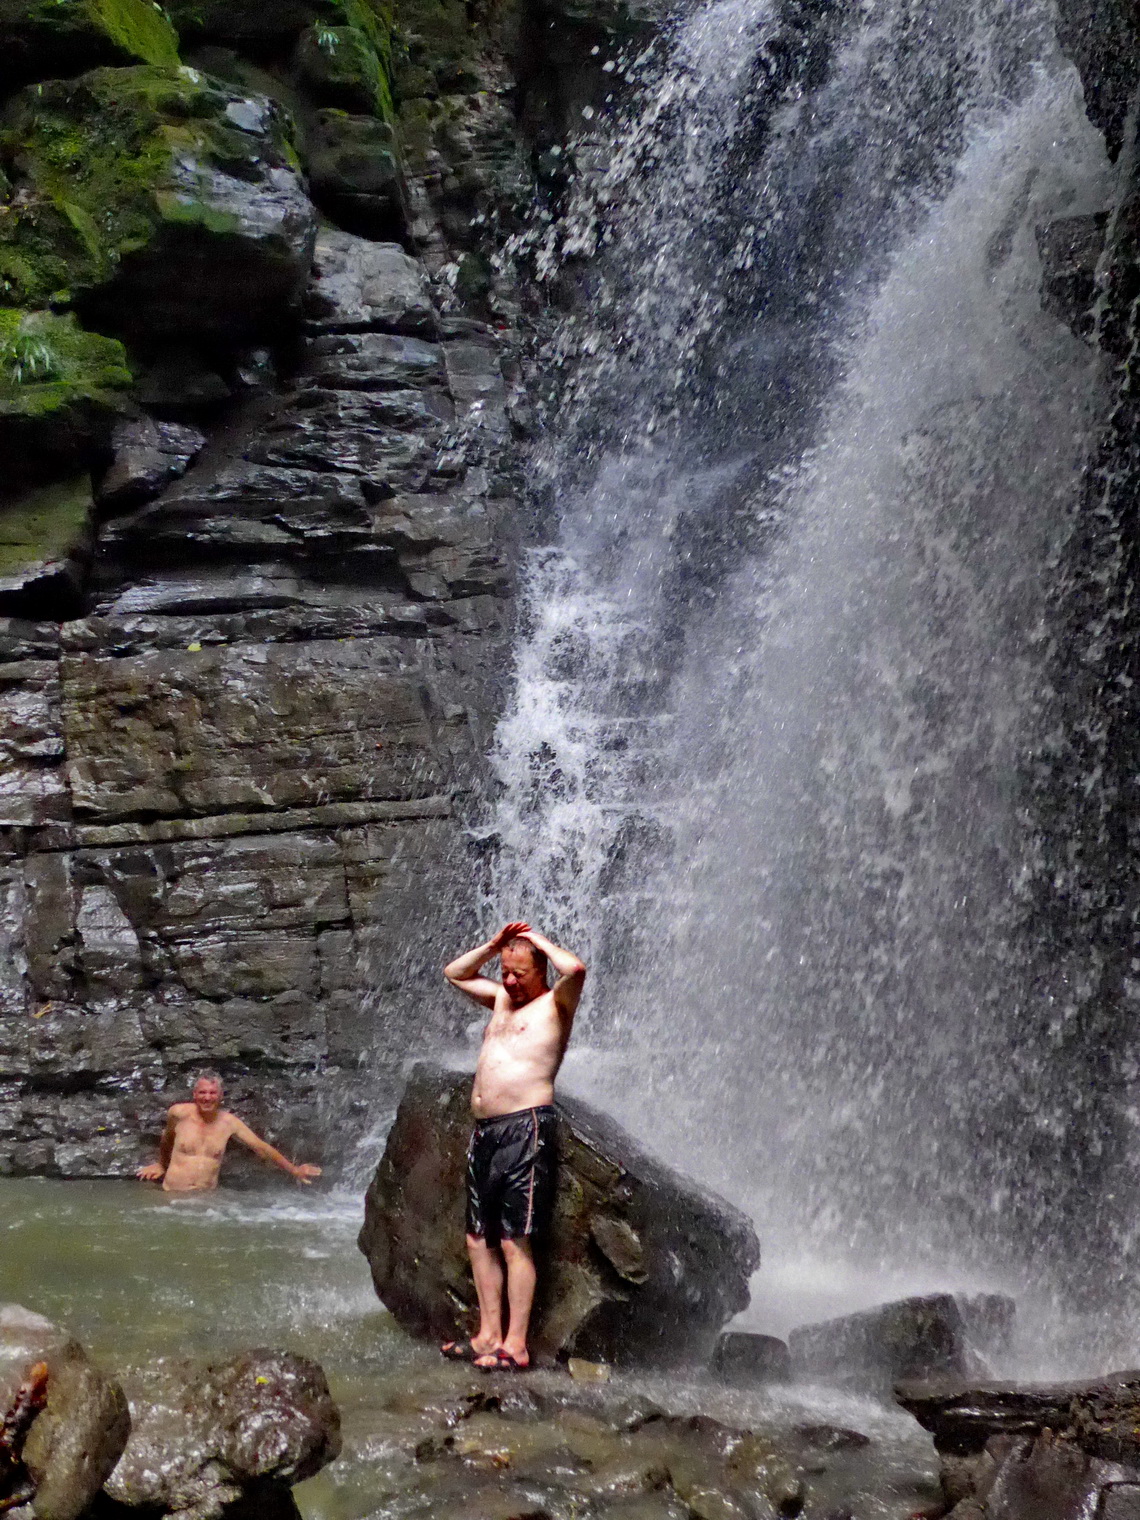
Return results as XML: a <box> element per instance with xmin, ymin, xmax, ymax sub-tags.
<box><xmin>896</xmin><ymin>1368</ymin><xmax>1140</xmax><ymax>1518</ymax></box>
<box><xmin>0</xmin><ymin>1304</ymin><xmax>130</xmax><ymax>1520</ymax></box>
<box><xmin>307</xmin><ymin>1358</ymin><xmax>940</xmax><ymax>1520</ymax></box>
<box><xmin>105</xmin><ymin>1349</ymin><xmax>341</xmax><ymax>1520</ymax></box>
<box><xmin>789</xmin><ymin>1296</ymin><xmax>1015</xmax><ymax>1396</ymax></box>
<box><xmin>358</xmin><ymin>1064</ymin><xmax>761</xmax><ymax>1367</ymax></box>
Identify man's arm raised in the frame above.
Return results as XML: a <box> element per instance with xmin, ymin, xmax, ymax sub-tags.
<box><xmin>520</xmin><ymin>928</ymin><xmax>587</xmax><ymax>1017</ymax></box>
<box><xmin>136</xmin><ymin>1105</ymin><xmax>180</xmax><ymax>1182</ymax></box>
<box><xmin>443</xmin><ymin>922</ymin><xmax>529</xmax><ymax>1008</ymax></box>
<box><xmin>229</xmin><ymin>1118</ymin><xmax>322</xmax><ymax>1184</ymax></box>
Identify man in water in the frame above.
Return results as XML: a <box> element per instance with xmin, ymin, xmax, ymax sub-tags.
<box><xmin>441</xmin><ymin>920</ymin><xmax>587</xmax><ymax>1371</ymax></box>
<box><xmin>136</xmin><ymin>1072</ymin><xmax>322</xmax><ymax>1193</ymax></box>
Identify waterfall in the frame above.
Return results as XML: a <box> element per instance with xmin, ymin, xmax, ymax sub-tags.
<box><xmin>489</xmin><ymin>0</ymin><xmax>1121</xmax><ymax>1362</ymax></box>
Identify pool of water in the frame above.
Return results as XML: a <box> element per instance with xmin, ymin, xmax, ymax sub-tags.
<box><xmin>1</xmin><ymin>1178</ymin><xmax>941</xmax><ymax>1520</ymax></box>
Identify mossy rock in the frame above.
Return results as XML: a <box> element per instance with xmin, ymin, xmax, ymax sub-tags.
<box><xmin>0</xmin><ymin>308</ymin><xmax>132</xmax><ymax>465</ymax></box>
<box><xmin>295</xmin><ymin>22</ymin><xmax>393</xmax><ymax>116</ymax></box>
<box><xmin>165</xmin><ymin>0</ymin><xmax>386</xmax><ymax>45</ymax></box>
<box><xmin>388</xmin><ymin>0</ymin><xmax>482</xmax><ymax>99</ymax></box>
<box><xmin>0</xmin><ymin>0</ymin><xmax>180</xmax><ymax>92</ymax></box>
<box><xmin>0</xmin><ymin>472</ymin><xmax>95</xmax><ymax>617</ymax></box>
<box><xmin>0</xmin><ymin>64</ymin><xmax>317</xmax><ymax>339</ymax></box>
<box><xmin>307</xmin><ymin>110</ymin><xmax>405</xmax><ymax>238</ymax></box>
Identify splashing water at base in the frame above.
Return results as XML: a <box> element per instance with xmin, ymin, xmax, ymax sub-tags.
<box><xmin>489</xmin><ymin>0</ymin><xmax>1123</xmax><ymax>1364</ymax></box>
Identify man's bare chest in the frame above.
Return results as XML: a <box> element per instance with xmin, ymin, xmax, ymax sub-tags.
<box><xmin>484</xmin><ymin>1001</ymin><xmax>556</xmax><ymax>1048</ymax></box>
<box><xmin>174</xmin><ymin>1121</ymin><xmax>229</xmax><ymax>1159</ymax></box>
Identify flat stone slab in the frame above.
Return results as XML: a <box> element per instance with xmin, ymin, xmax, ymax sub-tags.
<box><xmin>358</xmin><ymin>1063</ymin><xmax>760</xmax><ymax>1368</ymax></box>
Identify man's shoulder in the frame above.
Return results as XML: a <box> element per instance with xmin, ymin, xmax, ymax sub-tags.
<box><xmin>168</xmin><ymin>1102</ymin><xmax>195</xmax><ymax>1118</ymax></box>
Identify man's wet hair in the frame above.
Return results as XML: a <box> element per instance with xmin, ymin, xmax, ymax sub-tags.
<box><xmin>195</xmin><ymin>1070</ymin><xmax>224</xmax><ymax>1093</ymax></box>
<box><xmin>504</xmin><ymin>936</ymin><xmax>549</xmax><ymax>985</ymax></box>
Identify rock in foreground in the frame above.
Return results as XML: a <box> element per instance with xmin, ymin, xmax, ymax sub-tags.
<box><xmin>0</xmin><ymin>1303</ymin><xmax>130</xmax><ymax>1520</ymax></box>
<box><xmin>896</xmin><ymin>1368</ymin><xmax>1140</xmax><ymax>1518</ymax></box>
<box><xmin>106</xmin><ymin>1348</ymin><xmax>341</xmax><ymax>1520</ymax></box>
<box><xmin>358</xmin><ymin>1064</ymin><xmax>760</xmax><ymax>1367</ymax></box>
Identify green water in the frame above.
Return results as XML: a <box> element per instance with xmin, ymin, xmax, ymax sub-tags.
<box><xmin>1</xmin><ymin>1179</ymin><xmax>940</xmax><ymax>1520</ymax></box>
<box><xmin>0</xmin><ymin>1178</ymin><xmax>445</xmax><ymax>1520</ymax></box>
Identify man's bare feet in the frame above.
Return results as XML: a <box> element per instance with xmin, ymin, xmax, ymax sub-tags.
<box><xmin>474</xmin><ymin>1347</ymin><xmax>530</xmax><ymax>1372</ymax></box>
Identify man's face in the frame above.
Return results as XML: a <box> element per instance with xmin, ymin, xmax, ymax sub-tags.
<box><xmin>193</xmin><ymin>1079</ymin><xmax>222</xmax><ymax>1117</ymax></box>
<box><xmin>501</xmin><ymin>945</ymin><xmax>544</xmax><ymax>1008</ymax></box>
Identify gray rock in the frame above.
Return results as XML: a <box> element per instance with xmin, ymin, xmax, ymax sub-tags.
<box><xmin>106</xmin><ymin>1348</ymin><xmax>340</xmax><ymax>1519</ymax></box>
<box><xmin>711</xmin><ymin>1333</ymin><xmax>791</xmax><ymax>1388</ymax></box>
<box><xmin>357</xmin><ymin>1063</ymin><xmax>760</xmax><ymax>1368</ymax></box>
<box><xmin>894</xmin><ymin>1374</ymin><xmax>1108</xmax><ymax>1456</ymax></box>
<box><xmin>306</xmin><ymin>231</ymin><xmax>436</xmax><ymax>336</ymax></box>
<box><xmin>789</xmin><ymin>1294</ymin><xmax>968</xmax><ymax>1394</ymax></box>
<box><xmin>1036</xmin><ymin>213</ymin><xmax>1108</xmax><ymax>342</ymax></box>
<box><xmin>956</xmin><ymin>1292</ymin><xmax>1016</xmax><ymax>1371</ymax></box>
<box><xmin>307</xmin><ymin>111</ymin><xmax>407</xmax><ymax>240</ymax></box>
<box><xmin>97</xmin><ymin>418</ymin><xmax>207</xmax><ymax>512</ymax></box>
<box><xmin>0</xmin><ymin>1306</ymin><xmax>130</xmax><ymax>1520</ymax></box>
<box><xmin>303</xmin><ymin>332</ymin><xmax>446</xmax><ymax>390</ymax></box>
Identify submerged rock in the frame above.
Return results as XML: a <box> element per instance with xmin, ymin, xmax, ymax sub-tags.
<box><xmin>106</xmin><ymin>1348</ymin><xmax>341</xmax><ymax>1519</ymax></box>
<box><xmin>0</xmin><ymin>1304</ymin><xmax>130</xmax><ymax>1520</ymax></box>
<box><xmin>357</xmin><ymin>1063</ymin><xmax>760</xmax><ymax>1367</ymax></box>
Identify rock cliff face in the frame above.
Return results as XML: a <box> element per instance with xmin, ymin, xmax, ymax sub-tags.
<box><xmin>0</xmin><ymin>0</ymin><xmax>644</xmax><ymax>1175</ymax></box>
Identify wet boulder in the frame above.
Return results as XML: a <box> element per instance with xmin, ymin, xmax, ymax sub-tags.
<box><xmin>0</xmin><ymin>1304</ymin><xmax>131</xmax><ymax>1520</ymax></box>
<box><xmin>105</xmin><ymin>1348</ymin><xmax>341</xmax><ymax>1520</ymax></box>
<box><xmin>896</xmin><ymin>1368</ymin><xmax>1140</xmax><ymax>1518</ymax></box>
<box><xmin>789</xmin><ymin>1294</ymin><xmax>970</xmax><ymax>1394</ymax></box>
<box><xmin>0</xmin><ymin>66</ymin><xmax>317</xmax><ymax>340</ymax></box>
<box><xmin>711</xmin><ymin>1333</ymin><xmax>791</xmax><ymax>1388</ymax></box>
<box><xmin>96</xmin><ymin>417</ymin><xmax>206</xmax><ymax>512</ymax></box>
<box><xmin>305</xmin><ymin>230</ymin><xmax>435</xmax><ymax>336</ymax></box>
<box><xmin>357</xmin><ymin>1063</ymin><xmax>760</xmax><ymax>1368</ymax></box>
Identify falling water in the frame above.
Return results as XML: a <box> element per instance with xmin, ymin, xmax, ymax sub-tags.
<box><xmin>489</xmin><ymin>0</ymin><xmax>1124</xmax><ymax>1363</ymax></box>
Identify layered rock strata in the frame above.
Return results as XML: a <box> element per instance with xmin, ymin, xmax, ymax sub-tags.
<box><xmin>0</xmin><ymin>230</ymin><xmax>516</xmax><ymax>1176</ymax></box>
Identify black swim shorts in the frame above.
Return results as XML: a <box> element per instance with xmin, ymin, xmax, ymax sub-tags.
<box><xmin>466</xmin><ymin>1105</ymin><xmax>557</xmax><ymax>1245</ymax></box>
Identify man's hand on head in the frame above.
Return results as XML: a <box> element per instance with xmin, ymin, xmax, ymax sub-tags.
<box><xmin>495</xmin><ymin>921</ymin><xmax>531</xmax><ymax>948</ymax></box>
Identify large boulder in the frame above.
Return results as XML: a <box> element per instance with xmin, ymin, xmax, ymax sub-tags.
<box><xmin>0</xmin><ymin>1304</ymin><xmax>131</xmax><ymax>1520</ymax></box>
<box><xmin>0</xmin><ymin>66</ymin><xmax>317</xmax><ymax>340</ymax></box>
<box><xmin>0</xmin><ymin>0</ymin><xmax>180</xmax><ymax>92</ymax></box>
<box><xmin>105</xmin><ymin>1348</ymin><xmax>341</xmax><ymax>1520</ymax></box>
<box><xmin>789</xmin><ymin>1292</ymin><xmax>1015</xmax><ymax>1395</ymax></box>
<box><xmin>358</xmin><ymin>1063</ymin><xmax>761</xmax><ymax>1368</ymax></box>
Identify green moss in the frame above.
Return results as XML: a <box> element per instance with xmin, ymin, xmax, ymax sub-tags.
<box><xmin>0</xmin><ymin>64</ymin><xmax>301</xmax><ymax>309</ymax></box>
<box><xmin>0</xmin><ymin>308</ymin><xmax>131</xmax><ymax>417</ymax></box>
<box><xmin>0</xmin><ymin>472</ymin><xmax>92</xmax><ymax>578</ymax></box>
<box><xmin>299</xmin><ymin>20</ymin><xmax>393</xmax><ymax>118</ymax></box>
<box><xmin>0</xmin><ymin>0</ymin><xmax>180</xmax><ymax>75</ymax></box>
<box><xmin>88</xmin><ymin>0</ymin><xmax>180</xmax><ymax>67</ymax></box>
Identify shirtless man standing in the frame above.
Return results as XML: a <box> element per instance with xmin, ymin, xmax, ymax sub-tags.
<box><xmin>442</xmin><ymin>922</ymin><xmax>586</xmax><ymax>1371</ymax></box>
<box><xmin>136</xmin><ymin>1072</ymin><xmax>322</xmax><ymax>1193</ymax></box>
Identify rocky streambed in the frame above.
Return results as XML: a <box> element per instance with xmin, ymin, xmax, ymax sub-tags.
<box><xmin>1</xmin><ymin>1179</ymin><xmax>943</xmax><ymax>1520</ymax></box>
